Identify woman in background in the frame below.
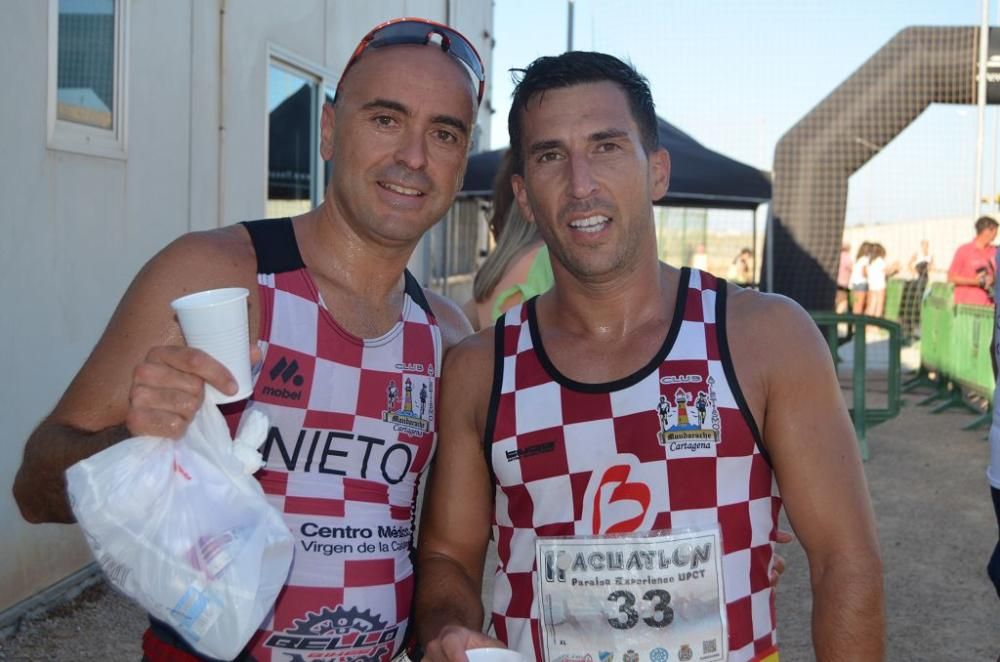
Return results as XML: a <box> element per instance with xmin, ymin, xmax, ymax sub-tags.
<box><xmin>865</xmin><ymin>243</ymin><xmax>888</xmax><ymax>317</ymax></box>
<box><xmin>850</xmin><ymin>241</ymin><xmax>872</xmax><ymax>315</ymax></box>
<box><xmin>462</xmin><ymin>151</ymin><xmax>552</xmax><ymax>331</ymax></box>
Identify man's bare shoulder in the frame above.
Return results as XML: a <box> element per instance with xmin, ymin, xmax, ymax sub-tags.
<box><xmin>441</xmin><ymin>325</ymin><xmax>496</xmax><ymax>395</ymax></box>
<box><xmin>445</xmin><ymin>324</ymin><xmax>496</xmax><ymax>369</ymax></box>
<box><xmin>439</xmin><ymin>325</ymin><xmax>497</xmax><ymax>436</ymax></box>
<box><xmin>144</xmin><ymin>225</ymin><xmax>257</xmax><ymax>289</ymax></box>
<box><xmin>43</xmin><ymin>225</ymin><xmax>258</xmax><ymax>431</ymax></box>
<box><xmin>424</xmin><ymin>290</ymin><xmax>475</xmax><ymax>351</ymax></box>
<box><xmin>726</xmin><ymin>284</ymin><xmax>832</xmax><ymax>385</ymax></box>
<box><xmin>726</xmin><ymin>285</ymin><xmax>817</xmax><ymax>343</ymax></box>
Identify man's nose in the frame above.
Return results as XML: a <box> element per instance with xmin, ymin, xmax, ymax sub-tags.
<box><xmin>394</xmin><ymin>129</ymin><xmax>428</xmax><ymax>171</ymax></box>
<box><xmin>568</xmin><ymin>153</ymin><xmax>598</xmax><ymax>199</ymax></box>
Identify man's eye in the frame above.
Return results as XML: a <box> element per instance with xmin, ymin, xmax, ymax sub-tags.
<box><xmin>435</xmin><ymin>129</ymin><xmax>458</xmax><ymax>144</ymax></box>
<box><xmin>596</xmin><ymin>142</ymin><xmax>621</xmax><ymax>153</ymax></box>
<box><xmin>538</xmin><ymin>152</ymin><xmax>561</xmax><ymax>163</ymax></box>
<box><xmin>373</xmin><ymin>115</ymin><xmax>396</xmax><ymax>127</ymax></box>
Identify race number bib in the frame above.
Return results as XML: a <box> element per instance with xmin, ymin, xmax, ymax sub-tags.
<box><xmin>535</xmin><ymin>528</ymin><xmax>727</xmax><ymax>662</ymax></box>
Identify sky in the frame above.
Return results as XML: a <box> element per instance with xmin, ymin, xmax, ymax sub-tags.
<box><xmin>489</xmin><ymin>0</ymin><xmax>999</xmax><ymax>226</ymax></box>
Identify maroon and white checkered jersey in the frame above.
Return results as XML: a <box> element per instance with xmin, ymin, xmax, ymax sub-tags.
<box><xmin>486</xmin><ymin>269</ymin><xmax>781</xmax><ymax>662</ymax></box>
<box><xmin>144</xmin><ymin>218</ymin><xmax>440</xmax><ymax>662</ymax></box>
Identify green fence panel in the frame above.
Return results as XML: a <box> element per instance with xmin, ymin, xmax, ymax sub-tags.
<box><xmin>920</xmin><ymin>282</ymin><xmax>954</xmax><ymax>373</ymax></box>
<box><xmin>884</xmin><ymin>278</ymin><xmax>904</xmax><ymax>322</ymax></box>
<box><xmin>952</xmin><ymin>303</ymin><xmax>995</xmax><ymax>399</ymax></box>
<box><xmin>939</xmin><ymin>304</ymin><xmax>957</xmax><ymax>378</ymax></box>
<box><xmin>919</xmin><ymin>295</ymin><xmax>939</xmax><ymax>369</ymax></box>
<box><xmin>950</xmin><ymin>305</ymin><xmax>972</xmax><ymax>384</ymax></box>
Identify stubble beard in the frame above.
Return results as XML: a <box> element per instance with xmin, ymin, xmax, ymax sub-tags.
<box><xmin>541</xmin><ymin>224</ymin><xmax>646</xmax><ymax>286</ymax></box>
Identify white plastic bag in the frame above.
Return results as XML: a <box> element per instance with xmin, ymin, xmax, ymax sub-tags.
<box><xmin>66</xmin><ymin>401</ymin><xmax>294</xmax><ymax>660</ymax></box>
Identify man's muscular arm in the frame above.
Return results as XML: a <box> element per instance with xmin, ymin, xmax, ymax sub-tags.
<box><xmin>731</xmin><ymin>290</ymin><xmax>885</xmax><ymax>661</ymax></box>
<box><xmin>415</xmin><ymin>329</ymin><xmax>502</xmax><ymax>660</ymax></box>
<box><xmin>12</xmin><ymin>229</ymin><xmax>254</xmax><ymax>524</ymax></box>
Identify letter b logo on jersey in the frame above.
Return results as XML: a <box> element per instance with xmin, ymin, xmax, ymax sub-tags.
<box><xmin>588</xmin><ymin>464</ymin><xmax>652</xmax><ymax>534</ymax></box>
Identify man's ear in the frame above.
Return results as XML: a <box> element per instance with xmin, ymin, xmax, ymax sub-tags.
<box><xmin>649</xmin><ymin>147</ymin><xmax>671</xmax><ymax>201</ymax></box>
<box><xmin>511</xmin><ymin>173</ymin><xmax>536</xmax><ymax>224</ymax></box>
<box><xmin>320</xmin><ymin>102</ymin><xmax>335</xmax><ymax>161</ymax></box>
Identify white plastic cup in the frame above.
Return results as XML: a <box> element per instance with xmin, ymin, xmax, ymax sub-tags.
<box><xmin>465</xmin><ymin>649</ymin><xmax>526</xmax><ymax>662</ymax></box>
<box><xmin>170</xmin><ymin>287</ymin><xmax>253</xmax><ymax>404</ymax></box>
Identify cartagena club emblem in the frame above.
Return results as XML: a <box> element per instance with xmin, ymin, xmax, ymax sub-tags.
<box><xmin>656</xmin><ymin>376</ymin><xmax>721</xmax><ymax>449</ymax></box>
<box><xmin>382</xmin><ymin>371</ymin><xmax>432</xmax><ymax>436</ymax></box>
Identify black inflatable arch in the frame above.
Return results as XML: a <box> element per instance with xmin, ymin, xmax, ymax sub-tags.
<box><xmin>765</xmin><ymin>26</ymin><xmax>984</xmax><ymax>309</ymax></box>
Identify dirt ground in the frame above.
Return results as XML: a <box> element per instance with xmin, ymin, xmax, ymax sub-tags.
<box><xmin>2</xmin><ymin>384</ymin><xmax>999</xmax><ymax>661</ymax></box>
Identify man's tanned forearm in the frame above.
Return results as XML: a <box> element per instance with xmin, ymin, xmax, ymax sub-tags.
<box><xmin>13</xmin><ymin>422</ymin><xmax>130</xmax><ymax>524</ymax></box>
<box><xmin>810</xmin><ymin>559</ymin><xmax>886</xmax><ymax>661</ymax></box>
<box><xmin>415</xmin><ymin>554</ymin><xmax>487</xmax><ymax>645</ymax></box>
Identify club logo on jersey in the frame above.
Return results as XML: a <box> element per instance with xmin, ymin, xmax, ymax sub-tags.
<box><xmin>655</xmin><ymin>376</ymin><xmax>721</xmax><ymax>451</ymax></box>
<box><xmin>659</xmin><ymin>374</ymin><xmax>702</xmax><ymax>385</ymax></box>
<box><xmin>264</xmin><ymin>605</ymin><xmax>397</xmax><ymax>659</ymax></box>
<box><xmin>382</xmin><ymin>365</ymin><xmax>433</xmax><ymax>437</ymax></box>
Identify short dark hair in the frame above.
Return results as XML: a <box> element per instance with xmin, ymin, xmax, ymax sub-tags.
<box><xmin>507</xmin><ymin>52</ymin><xmax>659</xmax><ymax>174</ymax></box>
<box><xmin>975</xmin><ymin>215</ymin><xmax>999</xmax><ymax>234</ymax></box>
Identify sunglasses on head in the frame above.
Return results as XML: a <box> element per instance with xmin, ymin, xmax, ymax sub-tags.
<box><xmin>336</xmin><ymin>17</ymin><xmax>485</xmax><ymax>106</ymax></box>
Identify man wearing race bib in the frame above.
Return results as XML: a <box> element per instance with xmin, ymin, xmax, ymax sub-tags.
<box><xmin>415</xmin><ymin>52</ymin><xmax>884</xmax><ymax>662</ymax></box>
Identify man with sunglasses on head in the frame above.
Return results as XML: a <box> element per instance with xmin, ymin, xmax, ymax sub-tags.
<box><xmin>13</xmin><ymin>18</ymin><xmax>483</xmax><ymax>662</ymax></box>
<box><xmin>415</xmin><ymin>51</ymin><xmax>884</xmax><ymax>662</ymax></box>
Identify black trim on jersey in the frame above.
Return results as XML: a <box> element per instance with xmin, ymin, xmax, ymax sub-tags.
<box><xmin>240</xmin><ymin>218</ymin><xmax>304</xmax><ymax>274</ymax></box>
<box><xmin>400</xmin><ymin>468</ymin><xmax>424</xmax><ymax>661</ymax></box>
<box><xmin>482</xmin><ymin>313</ymin><xmax>508</xmax><ymax>482</ymax></box>
<box><xmin>241</xmin><ymin>218</ymin><xmax>432</xmax><ymax>321</ymax></box>
<box><xmin>715</xmin><ymin>280</ymin><xmax>773</xmax><ymax>467</ymax></box>
<box><xmin>524</xmin><ymin>268</ymin><xmax>690</xmax><ymax>394</ymax></box>
<box><xmin>403</xmin><ymin>270</ymin><xmax>435</xmax><ymax>319</ymax></box>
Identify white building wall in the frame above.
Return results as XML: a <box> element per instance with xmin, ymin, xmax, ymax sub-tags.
<box><xmin>0</xmin><ymin>0</ymin><xmax>492</xmax><ymax>617</ymax></box>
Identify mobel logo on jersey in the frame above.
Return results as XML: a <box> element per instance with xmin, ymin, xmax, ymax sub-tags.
<box><xmin>262</xmin><ymin>355</ymin><xmax>306</xmax><ymax>401</ymax></box>
<box><xmin>584</xmin><ymin>464</ymin><xmax>653</xmax><ymax>534</ymax></box>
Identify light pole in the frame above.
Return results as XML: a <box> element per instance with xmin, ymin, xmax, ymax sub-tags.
<box><xmin>976</xmin><ymin>0</ymin><xmax>990</xmax><ymax>217</ymax></box>
<box><xmin>567</xmin><ymin>0</ymin><xmax>574</xmax><ymax>52</ymax></box>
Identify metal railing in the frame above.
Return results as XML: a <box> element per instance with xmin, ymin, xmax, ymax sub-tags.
<box><xmin>810</xmin><ymin>312</ymin><xmax>903</xmax><ymax>460</ymax></box>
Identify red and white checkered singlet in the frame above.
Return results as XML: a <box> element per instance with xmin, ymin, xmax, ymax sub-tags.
<box><xmin>225</xmin><ymin>219</ymin><xmax>441</xmax><ymax>661</ymax></box>
<box><xmin>486</xmin><ymin>269</ymin><xmax>780</xmax><ymax>662</ymax></box>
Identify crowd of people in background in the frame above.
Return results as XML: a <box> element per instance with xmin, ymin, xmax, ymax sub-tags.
<box><xmin>845</xmin><ymin>241</ymin><xmax>898</xmax><ymax>318</ymax></box>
